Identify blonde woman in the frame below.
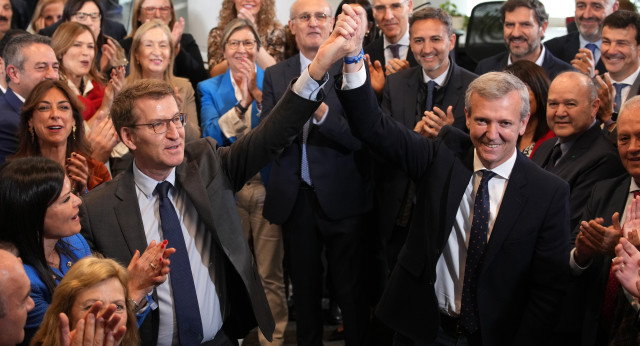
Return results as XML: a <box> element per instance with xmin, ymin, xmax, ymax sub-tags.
<box><xmin>28</xmin><ymin>0</ymin><xmax>65</xmax><ymax>34</ymax></box>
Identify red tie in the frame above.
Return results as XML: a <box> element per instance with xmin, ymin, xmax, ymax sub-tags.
<box><xmin>600</xmin><ymin>190</ymin><xmax>640</xmax><ymax>330</ymax></box>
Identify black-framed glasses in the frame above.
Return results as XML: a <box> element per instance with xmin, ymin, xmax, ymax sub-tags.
<box><xmin>226</xmin><ymin>39</ymin><xmax>256</xmax><ymax>50</ymax></box>
<box><xmin>142</xmin><ymin>6</ymin><xmax>171</xmax><ymax>14</ymax></box>
<box><xmin>292</xmin><ymin>12</ymin><xmax>330</xmax><ymax>23</ymax></box>
<box><xmin>131</xmin><ymin>113</ymin><xmax>185</xmax><ymax>134</ymax></box>
<box><xmin>73</xmin><ymin>11</ymin><xmax>101</xmax><ymax>21</ymax></box>
<box><xmin>373</xmin><ymin>1</ymin><xmax>408</xmax><ymax>14</ymax></box>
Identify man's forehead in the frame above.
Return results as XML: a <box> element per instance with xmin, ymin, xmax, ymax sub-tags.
<box><xmin>0</xmin><ymin>0</ymin><xmax>10</xmax><ymax>7</ymax></box>
<box><xmin>293</xmin><ymin>1</ymin><xmax>330</xmax><ymax>15</ymax></box>
<box><xmin>133</xmin><ymin>95</ymin><xmax>179</xmax><ymax>119</ymax></box>
<box><xmin>23</xmin><ymin>44</ymin><xmax>56</xmax><ymax>62</ymax></box>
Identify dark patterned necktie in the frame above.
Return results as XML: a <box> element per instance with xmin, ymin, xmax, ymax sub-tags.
<box><xmin>613</xmin><ymin>83</ymin><xmax>630</xmax><ymax>114</ymax></box>
<box><xmin>460</xmin><ymin>170</ymin><xmax>497</xmax><ymax>333</ymax></box>
<box><xmin>156</xmin><ymin>181</ymin><xmax>203</xmax><ymax>345</ymax></box>
<box><xmin>388</xmin><ymin>44</ymin><xmax>400</xmax><ymax>59</ymax></box>
<box><xmin>425</xmin><ymin>80</ymin><xmax>437</xmax><ymax>112</ymax></box>
<box><xmin>545</xmin><ymin>144</ymin><xmax>563</xmax><ymax>170</ymax></box>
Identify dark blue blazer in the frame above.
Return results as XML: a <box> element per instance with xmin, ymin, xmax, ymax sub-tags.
<box><xmin>0</xmin><ymin>88</ymin><xmax>22</xmax><ymax>165</ymax></box>
<box><xmin>475</xmin><ymin>47</ymin><xmax>574</xmax><ymax>80</ymax></box>
<box><xmin>531</xmin><ymin>125</ymin><xmax>625</xmax><ymax>229</ymax></box>
<box><xmin>261</xmin><ymin>54</ymin><xmax>373</xmax><ymax>224</ymax></box>
<box><xmin>337</xmin><ymin>76</ymin><xmax>571</xmax><ymax>346</ymax></box>
<box><xmin>544</xmin><ymin>31</ymin><xmax>607</xmax><ymax>74</ymax></box>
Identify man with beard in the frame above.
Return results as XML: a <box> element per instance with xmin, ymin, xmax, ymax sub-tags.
<box><xmin>545</xmin><ymin>0</ymin><xmax>619</xmax><ymax>77</ymax></box>
<box><xmin>475</xmin><ymin>0</ymin><xmax>573</xmax><ymax>80</ymax></box>
<box><xmin>0</xmin><ymin>0</ymin><xmax>11</xmax><ymax>39</ymax></box>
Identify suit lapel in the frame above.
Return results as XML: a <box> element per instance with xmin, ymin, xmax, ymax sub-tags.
<box><xmin>628</xmin><ymin>72</ymin><xmax>640</xmax><ymax>98</ymax></box>
<box><xmin>445</xmin><ymin>147</ymin><xmax>474</xmax><ymax>232</ymax></box>
<box><xmin>113</xmin><ymin>170</ymin><xmax>149</xmax><ymax>256</ymax></box>
<box><xmin>442</xmin><ymin>62</ymin><xmax>463</xmax><ymax>113</ymax></box>
<box><xmin>285</xmin><ymin>55</ymin><xmax>301</xmax><ymax>86</ymax></box>
<box><xmin>403</xmin><ymin>68</ymin><xmax>421</xmax><ymax>126</ymax></box>
<box><xmin>482</xmin><ymin>153</ymin><xmax>527</xmax><ymax>268</ymax></box>
<box><xmin>553</xmin><ymin>125</ymin><xmax>599</xmax><ymax>171</ymax></box>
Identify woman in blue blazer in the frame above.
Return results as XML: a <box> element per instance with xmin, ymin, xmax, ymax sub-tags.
<box><xmin>0</xmin><ymin>157</ymin><xmax>172</xmax><ymax>344</ymax></box>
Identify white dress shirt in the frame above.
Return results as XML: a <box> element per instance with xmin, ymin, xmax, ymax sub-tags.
<box><xmin>383</xmin><ymin>30</ymin><xmax>411</xmax><ymax>63</ymax></box>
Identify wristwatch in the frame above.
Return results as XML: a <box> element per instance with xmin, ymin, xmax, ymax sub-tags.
<box><xmin>235</xmin><ymin>100</ymin><xmax>248</xmax><ymax>115</ymax></box>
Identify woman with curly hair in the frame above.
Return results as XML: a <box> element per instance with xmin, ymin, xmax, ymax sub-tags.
<box><xmin>207</xmin><ymin>0</ymin><xmax>285</xmax><ymax>77</ymax></box>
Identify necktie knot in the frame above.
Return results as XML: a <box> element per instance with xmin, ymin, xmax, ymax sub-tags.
<box><xmin>479</xmin><ymin>170</ymin><xmax>496</xmax><ymax>185</ymax></box>
<box><xmin>614</xmin><ymin>82</ymin><xmax>629</xmax><ymax>94</ymax></box>
<box><xmin>155</xmin><ymin>181</ymin><xmax>172</xmax><ymax>199</ymax></box>
<box><xmin>633</xmin><ymin>190</ymin><xmax>640</xmax><ymax>198</ymax></box>
<box><xmin>585</xmin><ymin>43</ymin><xmax>598</xmax><ymax>57</ymax></box>
<box><xmin>388</xmin><ymin>44</ymin><xmax>401</xmax><ymax>59</ymax></box>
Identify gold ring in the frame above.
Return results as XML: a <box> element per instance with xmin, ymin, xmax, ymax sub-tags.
<box><xmin>149</xmin><ymin>263</ymin><xmax>157</xmax><ymax>270</ymax></box>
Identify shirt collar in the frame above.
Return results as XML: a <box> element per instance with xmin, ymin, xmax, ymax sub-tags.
<box><xmin>630</xmin><ymin>177</ymin><xmax>640</xmax><ymax>194</ymax></box>
<box><xmin>299</xmin><ymin>53</ymin><xmax>313</xmax><ymax>74</ymax></box>
<box><xmin>578</xmin><ymin>35</ymin><xmax>601</xmax><ymax>49</ymax></box>
<box><xmin>422</xmin><ymin>58</ymin><xmax>452</xmax><ymax>86</ymax></box>
<box><xmin>472</xmin><ymin>147</ymin><xmax>518</xmax><ymax>180</ymax></box>
<box><xmin>383</xmin><ymin>29</ymin><xmax>410</xmax><ymax>49</ymax></box>
<box><xmin>508</xmin><ymin>45</ymin><xmax>546</xmax><ymax>67</ymax></box>
<box><xmin>610</xmin><ymin>64</ymin><xmax>640</xmax><ymax>84</ymax></box>
<box><xmin>133</xmin><ymin>159</ymin><xmax>177</xmax><ymax>198</ymax></box>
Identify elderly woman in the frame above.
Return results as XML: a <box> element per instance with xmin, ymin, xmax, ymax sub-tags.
<box><xmin>504</xmin><ymin>60</ymin><xmax>555</xmax><ymax>157</ymax></box>
<box><xmin>122</xmin><ymin>0</ymin><xmax>208</xmax><ymax>90</ymax></box>
<box><xmin>28</xmin><ymin>0</ymin><xmax>65</xmax><ymax>34</ymax></box>
<box><xmin>52</xmin><ymin>21</ymin><xmax>125</xmax><ymax>121</ymax></box>
<box><xmin>0</xmin><ymin>157</ymin><xmax>173</xmax><ymax>344</ymax></box>
<box><xmin>198</xmin><ymin>18</ymin><xmax>288</xmax><ymax>346</ymax></box>
<box><xmin>31</xmin><ymin>257</ymin><xmax>139</xmax><ymax>346</ymax></box>
<box><xmin>13</xmin><ymin>80</ymin><xmax>110</xmax><ymax>193</ymax></box>
<box><xmin>39</xmin><ymin>0</ymin><xmax>128</xmax><ymax>73</ymax></box>
<box><xmin>127</xmin><ymin>19</ymin><xmax>201</xmax><ymax>141</ymax></box>
<box><xmin>208</xmin><ymin>0</ymin><xmax>285</xmax><ymax>77</ymax></box>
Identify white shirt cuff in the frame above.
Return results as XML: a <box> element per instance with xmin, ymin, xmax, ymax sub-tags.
<box><xmin>292</xmin><ymin>67</ymin><xmax>328</xmax><ymax>101</ymax></box>
<box><xmin>341</xmin><ymin>63</ymin><xmax>366</xmax><ymax>90</ymax></box>
<box><xmin>569</xmin><ymin>247</ymin><xmax>592</xmax><ymax>275</ymax></box>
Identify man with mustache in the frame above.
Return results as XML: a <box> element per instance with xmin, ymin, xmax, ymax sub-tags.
<box><xmin>0</xmin><ymin>34</ymin><xmax>59</xmax><ymax>165</ymax></box>
<box><xmin>261</xmin><ymin>0</ymin><xmax>373</xmax><ymax>344</ymax></box>
<box><xmin>0</xmin><ymin>0</ymin><xmax>11</xmax><ymax>40</ymax></box>
<box><xmin>475</xmin><ymin>0</ymin><xmax>573</xmax><ymax>80</ymax></box>
<box><xmin>545</xmin><ymin>0</ymin><xmax>619</xmax><ymax>77</ymax></box>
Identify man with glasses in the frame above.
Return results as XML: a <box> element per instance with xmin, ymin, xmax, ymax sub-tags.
<box><xmin>79</xmin><ymin>67</ymin><xmax>332</xmax><ymax>344</ymax></box>
<box><xmin>261</xmin><ymin>0</ymin><xmax>373</xmax><ymax>344</ymax></box>
<box><xmin>475</xmin><ymin>0</ymin><xmax>573</xmax><ymax>80</ymax></box>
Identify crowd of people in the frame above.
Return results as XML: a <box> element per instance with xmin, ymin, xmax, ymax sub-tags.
<box><xmin>2</xmin><ymin>0</ymin><xmax>640</xmax><ymax>345</ymax></box>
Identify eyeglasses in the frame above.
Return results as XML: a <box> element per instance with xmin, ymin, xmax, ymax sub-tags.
<box><xmin>142</xmin><ymin>6</ymin><xmax>172</xmax><ymax>14</ymax></box>
<box><xmin>373</xmin><ymin>1</ymin><xmax>408</xmax><ymax>14</ymax></box>
<box><xmin>226</xmin><ymin>39</ymin><xmax>256</xmax><ymax>50</ymax></box>
<box><xmin>292</xmin><ymin>12</ymin><xmax>330</xmax><ymax>23</ymax></box>
<box><xmin>131</xmin><ymin>113</ymin><xmax>185</xmax><ymax>134</ymax></box>
<box><xmin>73</xmin><ymin>11</ymin><xmax>101</xmax><ymax>21</ymax></box>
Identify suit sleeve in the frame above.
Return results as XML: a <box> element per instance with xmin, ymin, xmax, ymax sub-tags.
<box><xmin>260</xmin><ymin>67</ymin><xmax>278</xmax><ymax>121</ymax></box>
<box><xmin>198</xmin><ymin>81</ymin><xmax>227</xmax><ymax>144</ymax></box>
<box><xmin>514</xmin><ymin>180</ymin><xmax>571</xmax><ymax>344</ymax></box>
<box><xmin>174</xmin><ymin>34</ymin><xmax>208</xmax><ymax>87</ymax></box>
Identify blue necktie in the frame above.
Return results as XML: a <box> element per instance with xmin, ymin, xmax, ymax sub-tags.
<box><xmin>460</xmin><ymin>170</ymin><xmax>497</xmax><ymax>334</ymax></box>
<box><xmin>425</xmin><ymin>80</ymin><xmax>437</xmax><ymax>112</ymax></box>
<box><xmin>613</xmin><ymin>83</ymin><xmax>629</xmax><ymax>114</ymax></box>
<box><xmin>155</xmin><ymin>181</ymin><xmax>203</xmax><ymax>345</ymax></box>
<box><xmin>585</xmin><ymin>43</ymin><xmax>598</xmax><ymax>59</ymax></box>
<box><xmin>301</xmin><ymin>121</ymin><xmax>312</xmax><ymax>185</ymax></box>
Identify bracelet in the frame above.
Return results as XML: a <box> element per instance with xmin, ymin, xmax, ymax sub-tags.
<box><xmin>343</xmin><ymin>49</ymin><xmax>365</xmax><ymax>64</ymax></box>
<box><xmin>235</xmin><ymin>100</ymin><xmax>248</xmax><ymax>114</ymax></box>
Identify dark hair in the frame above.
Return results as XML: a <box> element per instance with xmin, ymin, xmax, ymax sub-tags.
<box><xmin>0</xmin><ymin>29</ymin><xmax>28</xmax><ymax>57</ymax></box>
<box><xmin>14</xmin><ymin>80</ymin><xmax>90</xmax><ymax>159</ymax></box>
<box><xmin>61</xmin><ymin>0</ymin><xmax>107</xmax><ymax>46</ymax></box>
<box><xmin>0</xmin><ymin>157</ymin><xmax>77</xmax><ymax>294</ymax></box>
<box><xmin>111</xmin><ymin>78</ymin><xmax>176</xmax><ymax>137</ymax></box>
<box><xmin>501</xmin><ymin>0</ymin><xmax>548</xmax><ymax>26</ymax></box>
<box><xmin>2</xmin><ymin>34</ymin><xmax>52</xmax><ymax>70</ymax></box>
<box><xmin>334</xmin><ymin>0</ymin><xmax>379</xmax><ymax>46</ymax></box>
<box><xmin>503</xmin><ymin>60</ymin><xmax>550</xmax><ymax>142</ymax></box>
<box><xmin>410</xmin><ymin>7</ymin><xmax>453</xmax><ymax>36</ymax></box>
<box><xmin>604</xmin><ymin>10</ymin><xmax>640</xmax><ymax>44</ymax></box>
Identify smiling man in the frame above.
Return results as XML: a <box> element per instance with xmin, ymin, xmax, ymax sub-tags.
<box><xmin>475</xmin><ymin>0</ymin><xmax>573</xmax><ymax>80</ymax></box>
<box><xmin>532</xmin><ymin>71</ymin><xmax>624</xmax><ymax>229</ymax></box>
<box><xmin>295</xmin><ymin>5</ymin><xmax>573</xmax><ymax>344</ymax></box>
<box><xmin>0</xmin><ymin>249</ymin><xmax>34</xmax><ymax>346</ymax></box>
<box><xmin>545</xmin><ymin>0</ymin><xmax>619</xmax><ymax>75</ymax></box>
<box><xmin>376</xmin><ymin>7</ymin><xmax>477</xmax><ymax>272</ymax></box>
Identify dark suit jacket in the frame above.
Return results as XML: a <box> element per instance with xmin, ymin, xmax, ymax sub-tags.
<box><xmin>364</xmin><ymin>35</ymin><xmax>418</xmax><ymax>73</ymax></box>
<box><xmin>0</xmin><ymin>88</ymin><xmax>22</xmax><ymax>165</ymax></box>
<box><xmin>80</xmin><ymin>86</ymin><xmax>323</xmax><ymax>344</ymax></box>
<box><xmin>574</xmin><ymin>174</ymin><xmax>632</xmax><ymax>346</ymax></box>
<box><xmin>337</xmin><ymin>77</ymin><xmax>571</xmax><ymax>345</ymax></box>
<box><xmin>39</xmin><ymin>18</ymin><xmax>127</xmax><ymax>41</ymax></box>
<box><xmin>544</xmin><ymin>31</ymin><xmax>607</xmax><ymax>74</ymax></box>
<box><xmin>475</xmin><ymin>48</ymin><xmax>574</xmax><ymax>80</ymax></box>
<box><xmin>376</xmin><ymin>62</ymin><xmax>476</xmax><ymax>240</ymax></box>
<box><xmin>531</xmin><ymin>125</ymin><xmax>625</xmax><ymax>229</ymax></box>
<box><xmin>261</xmin><ymin>54</ymin><xmax>372</xmax><ymax>224</ymax></box>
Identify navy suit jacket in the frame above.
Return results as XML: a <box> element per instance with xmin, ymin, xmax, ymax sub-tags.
<box><xmin>364</xmin><ymin>35</ymin><xmax>418</xmax><ymax>73</ymax></box>
<box><xmin>475</xmin><ymin>48</ymin><xmax>574</xmax><ymax>80</ymax></box>
<box><xmin>261</xmin><ymin>54</ymin><xmax>372</xmax><ymax>224</ymax></box>
<box><xmin>0</xmin><ymin>88</ymin><xmax>23</xmax><ymax>165</ymax></box>
<box><xmin>544</xmin><ymin>31</ymin><xmax>607</xmax><ymax>74</ymax></box>
<box><xmin>376</xmin><ymin>62</ymin><xmax>476</xmax><ymax>240</ymax></box>
<box><xmin>531</xmin><ymin>125</ymin><xmax>625</xmax><ymax>229</ymax></box>
<box><xmin>337</xmin><ymin>76</ymin><xmax>570</xmax><ymax>345</ymax></box>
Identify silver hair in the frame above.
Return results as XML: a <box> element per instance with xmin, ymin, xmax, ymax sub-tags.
<box><xmin>465</xmin><ymin>71</ymin><xmax>530</xmax><ymax>120</ymax></box>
